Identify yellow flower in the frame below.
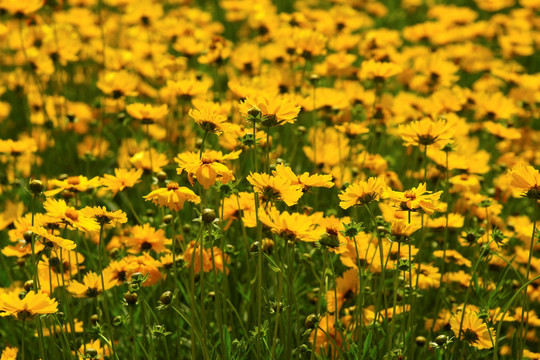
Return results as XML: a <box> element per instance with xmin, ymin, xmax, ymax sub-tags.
<box><xmin>100</xmin><ymin>168</ymin><xmax>143</xmax><ymax>196</ymax></box>
<box><xmin>43</xmin><ymin>198</ymin><xmax>100</xmax><ymax>233</ymax></box>
<box><xmin>239</xmin><ymin>93</ymin><xmax>301</xmax><ymax>126</ymax></box>
<box><xmin>0</xmin><ymin>346</ymin><xmax>18</xmax><ymax>360</ymax></box>
<box><xmin>385</xmin><ymin>183</ymin><xmax>443</xmax><ymax>215</ymax></box>
<box><xmin>358</xmin><ymin>59</ymin><xmax>402</xmax><ymax>81</ymax></box>
<box><xmin>247</xmin><ymin>172</ymin><xmax>303</xmax><ymax>206</ymax></box>
<box><xmin>127</xmin><ymin>223</ymin><xmax>171</xmax><ymax>254</ymax></box>
<box><xmin>507</xmin><ymin>164</ymin><xmax>540</xmax><ymax>199</ymax></box>
<box><xmin>67</xmin><ymin>271</ymin><xmax>116</xmax><ymax>298</ymax></box>
<box><xmin>130</xmin><ymin>149</ymin><xmax>169</xmax><ymax>173</ymax></box>
<box><xmin>450</xmin><ymin>310</ymin><xmax>495</xmax><ymax>350</ymax></box>
<box><xmin>175</xmin><ymin>150</ymin><xmax>240</xmax><ymax>189</ymax></box>
<box><xmin>126</xmin><ymin>103</ymin><xmax>168</xmax><ymax>124</ymax></box>
<box><xmin>189</xmin><ymin>107</ymin><xmax>231</xmax><ymax>135</ymax></box>
<box><xmin>183</xmin><ymin>241</ymin><xmax>229</xmax><ymax>274</ymax></box>
<box><xmin>81</xmin><ymin>206</ymin><xmax>128</xmax><ymax>226</ymax></box>
<box><xmin>273</xmin><ymin>164</ymin><xmax>333</xmax><ymax>191</ymax></box>
<box><xmin>29</xmin><ymin>225</ymin><xmax>77</xmax><ymax>251</ymax></box>
<box><xmin>3</xmin><ymin>0</ymin><xmax>43</xmax><ymax>16</ymax></box>
<box><xmin>399</xmin><ymin>117</ymin><xmax>455</xmax><ymax>148</ymax></box>
<box><xmin>390</xmin><ymin>219</ymin><xmax>422</xmax><ymax>242</ymax></box>
<box><xmin>0</xmin><ymin>290</ymin><xmax>58</xmax><ymax>320</ymax></box>
<box><xmin>144</xmin><ymin>182</ymin><xmax>200</xmax><ymax>211</ymax></box>
<box><xmin>339</xmin><ymin>177</ymin><xmax>387</xmax><ymax>209</ymax></box>
<box><xmin>76</xmin><ymin>339</ymin><xmax>110</xmax><ymax>360</ymax></box>
<box><xmin>97</xmin><ymin>70</ymin><xmax>138</xmax><ymax>98</ymax></box>
<box><xmin>44</xmin><ymin>175</ymin><xmax>101</xmax><ymax>197</ymax></box>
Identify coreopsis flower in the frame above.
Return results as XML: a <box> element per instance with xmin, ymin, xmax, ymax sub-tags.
<box><xmin>399</xmin><ymin>117</ymin><xmax>455</xmax><ymax>148</ymax></box>
<box><xmin>0</xmin><ymin>291</ymin><xmax>58</xmax><ymax>320</ymax></box>
<box><xmin>122</xmin><ymin>253</ymin><xmax>163</xmax><ymax>286</ymax></box>
<box><xmin>97</xmin><ymin>70</ymin><xmax>138</xmax><ymax>99</ymax></box>
<box><xmin>239</xmin><ymin>93</ymin><xmax>301</xmax><ymax>127</ymax></box>
<box><xmin>130</xmin><ymin>149</ymin><xmax>169</xmax><ymax>173</ymax></box>
<box><xmin>450</xmin><ymin>310</ymin><xmax>495</xmax><ymax>349</ymax></box>
<box><xmin>309</xmin><ymin>314</ymin><xmax>344</xmax><ymax>356</ymax></box>
<box><xmin>3</xmin><ymin>0</ymin><xmax>44</xmax><ymax>16</ymax></box>
<box><xmin>67</xmin><ymin>271</ymin><xmax>116</xmax><ymax>298</ymax></box>
<box><xmin>0</xmin><ymin>138</ymin><xmax>37</xmax><ymax>155</ymax></box>
<box><xmin>0</xmin><ymin>347</ymin><xmax>18</xmax><ymax>360</ymax></box>
<box><xmin>507</xmin><ymin>164</ymin><xmax>540</xmax><ymax>199</ymax></box>
<box><xmin>100</xmin><ymin>168</ymin><xmax>143</xmax><ymax>196</ymax></box>
<box><xmin>433</xmin><ymin>250</ymin><xmax>472</xmax><ymax>267</ymax></box>
<box><xmin>221</xmin><ymin>192</ymin><xmax>256</xmax><ymax>227</ymax></box>
<box><xmin>81</xmin><ymin>206</ymin><xmax>128</xmax><ymax>226</ymax></box>
<box><xmin>247</xmin><ymin>172</ymin><xmax>303</xmax><ymax>206</ymax></box>
<box><xmin>29</xmin><ymin>226</ymin><xmax>77</xmax><ymax>251</ymax></box>
<box><xmin>318</xmin><ymin>216</ymin><xmax>349</xmax><ymax>253</ymax></box>
<box><xmin>144</xmin><ymin>182</ymin><xmax>201</xmax><ymax>211</ymax></box>
<box><xmin>126</xmin><ymin>103</ymin><xmax>168</xmax><ymax>125</ymax></box>
<box><xmin>272</xmin><ymin>164</ymin><xmax>334</xmax><ymax>191</ymax></box>
<box><xmin>385</xmin><ymin>183</ymin><xmax>444</xmax><ymax>215</ymax></box>
<box><xmin>189</xmin><ymin>106</ymin><xmax>231</xmax><ymax>135</ymax></box>
<box><xmin>43</xmin><ymin>198</ymin><xmax>100</xmax><ymax>232</ymax></box>
<box><xmin>44</xmin><ymin>175</ymin><xmax>101</xmax><ymax>197</ymax></box>
<box><xmin>183</xmin><ymin>241</ymin><xmax>229</xmax><ymax>273</ymax></box>
<box><xmin>405</xmin><ymin>263</ymin><xmax>440</xmax><ymax>289</ymax></box>
<box><xmin>76</xmin><ymin>339</ymin><xmax>110</xmax><ymax>360</ymax></box>
<box><xmin>175</xmin><ymin>150</ymin><xmax>241</xmax><ymax>189</ymax></box>
<box><xmin>127</xmin><ymin>223</ymin><xmax>171</xmax><ymax>253</ymax></box>
<box><xmin>358</xmin><ymin>59</ymin><xmax>402</xmax><ymax>81</ymax></box>
<box><xmin>326</xmin><ymin>268</ymin><xmax>359</xmax><ymax>313</ymax></box>
<box><xmin>339</xmin><ymin>177</ymin><xmax>387</xmax><ymax>209</ymax></box>
<box><xmin>389</xmin><ymin>219</ymin><xmax>422</xmax><ymax>243</ymax></box>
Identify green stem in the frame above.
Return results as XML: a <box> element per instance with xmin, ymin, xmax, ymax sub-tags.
<box><xmin>310</xmin><ymin>250</ymin><xmax>328</xmax><ymax>360</ymax></box>
<box><xmin>97</xmin><ymin>224</ymin><xmax>119</xmax><ymax>360</ymax></box>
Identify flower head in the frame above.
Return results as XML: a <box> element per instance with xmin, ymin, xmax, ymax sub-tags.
<box><xmin>507</xmin><ymin>164</ymin><xmax>540</xmax><ymax>199</ymax></box>
<box><xmin>450</xmin><ymin>310</ymin><xmax>495</xmax><ymax>349</ymax></box>
<box><xmin>239</xmin><ymin>93</ymin><xmax>301</xmax><ymax>127</ymax></box>
<box><xmin>385</xmin><ymin>183</ymin><xmax>443</xmax><ymax>215</ymax></box>
<box><xmin>0</xmin><ymin>291</ymin><xmax>58</xmax><ymax>320</ymax></box>
<box><xmin>144</xmin><ymin>182</ymin><xmax>200</xmax><ymax>211</ymax></box>
<box><xmin>126</xmin><ymin>103</ymin><xmax>168</xmax><ymax>124</ymax></box>
<box><xmin>67</xmin><ymin>271</ymin><xmax>116</xmax><ymax>298</ymax></box>
<box><xmin>339</xmin><ymin>177</ymin><xmax>387</xmax><ymax>209</ymax></box>
<box><xmin>175</xmin><ymin>150</ymin><xmax>240</xmax><ymax>189</ymax></box>
<box><xmin>43</xmin><ymin>198</ymin><xmax>100</xmax><ymax>232</ymax></box>
<box><xmin>399</xmin><ymin>117</ymin><xmax>455</xmax><ymax>148</ymax></box>
<box><xmin>100</xmin><ymin>168</ymin><xmax>143</xmax><ymax>196</ymax></box>
<box><xmin>247</xmin><ymin>172</ymin><xmax>303</xmax><ymax>206</ymax></box>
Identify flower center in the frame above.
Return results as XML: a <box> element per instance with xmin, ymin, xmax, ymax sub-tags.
<box><xmin>167</xmin><ymin>182</ymin><xmax>179</xmax><ymax>191</ymax></box>
<box><xmin>65</xmin><ymin>208</ymin><xmax>79</xmax><ymax>221</ymax></box>
<box><xmin>404</xmin><ymin>190</ymin><xmax>416</xmax><ymax>200</ymax></box>
<box><xmin>67</xmin><ymin>176</ymin><xmax>80</xmax><ymax>185</ymax></box>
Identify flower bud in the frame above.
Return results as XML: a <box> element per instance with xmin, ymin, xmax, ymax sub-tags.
<box><xmin>124</xmin><ymin>292</ymin><xmax>138</xmax><ymax>306</ymax></box>
<box><xmin>29</xmin><ymin>179</ymin><xmax>43</xmax><ymax>194</ymax></box>
<box><xmin>163</xmin><ymin>214</ymin><xmax>173</xmax><ymax>224</ymax></box>
<box><xmin>23</xmin><ymin>231</ymin><xmax>33</xmax><ymax>242</ymax></box>
<box><xmin>416</xmin><ymin>336</ymin><xmax>426</xmax><ymax>347</ymax></box>
<box><xmin>90</xmin><ymin>314</ymin><xmax>99</xmax><ymax>325</ymax></box>
<box><xmin>157</xmin><ymin>171</ymin><xmax>167</xmax><ymax>182</ymax></box>
<box><xmin>435</xmin><ymin>334</ymin><xmax>448</xmax><ymax>346</ymax></box>
<box><xmin>305</xmin><ymin>314</ymin><xmax>318</xmax><ymax>329</ymax></box>
<box><xmin>23</xmin><ymin>280</ymin><xmax>34</xmax><ymax>292</ymax></box>
<box><xmin>202</xmin><ymin>208</ymin><xmax>217</xmax><ymax>223</ymax></box>
<box><xmin>159</xmin><ymin>291</ymin><xmax>173</xmax><ymax>305</ymax></box>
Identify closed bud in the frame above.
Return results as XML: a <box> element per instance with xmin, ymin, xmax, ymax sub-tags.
<box><xmin>160</xmin><ymin>291</ymin><xmax>173</xmax><ymax>305</ymax></box>
<box><xmin>23</xmin><ymin>231</ymin><xmax>33</xmax><ymax>242</ymax></box>
<box><xmin>23</xmin><ymin>280</ymin><xmax>34</xmax><ymax>292</ymax></box>
<box><xmin>416</xmin><ymin>336</ymin><xmax>427</xmax><ymax>347</ymax></box>
<box><xmin>202</xmin><ymin>208</ymin><xmax>216</xmax><ymax>223</ymax></box>
<box><xmin>85</xmin><ymin>348</ymin><xmax>98</xmax><ymax>358</ymax></box>
<box><xmin>90</xmin><ymin>314</ymin><xmax>99</xmax><ymax>325</ymax></box>
<box><xmin>305</xmin><ymin>314</ymin><xmax>318</xmax><ymax>329</ymax></box>
<box><xmin>163</xmin><ymin>214</ymin><xmax>173</xmax><ymax>224</ymax></box>
<box><xmin>249</xmin><ymin>241</ymin><xmax>260</xmax><ymax>253</ymax></box>
<box><xmin>297</xmin><ymin>126</ymin><xmax>306</xmax><ymax>134</ymax></box>
<box><xmin>124</xmin><ymin>292</ymin><xmax>138</xmax><ymax>306</ymax></box>
<box><xmin>435</xmin><ymin>334</ymin><xmax>448</xmax><ymax>346</ymax></box>
<box><xmin>247</xmin><ymin>106</ymin><xmax>261</xmax><ymax>119</ymax></box>
<box><xmin>29</xmin><ymin>179</ymin><xmax>43</xmax><ymax>194</ymax></box>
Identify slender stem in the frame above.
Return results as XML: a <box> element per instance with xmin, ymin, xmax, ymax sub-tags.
<box><xmin>518</xmin><ymin>201</ymin><xmax>537</xmax><ymax>359</ymax></box>
<box><xmin>310</xmin><ymin>250</ymin><xmax>328</xmax><ymax>360</ymax></box>
<box><xmin>98</xmin><ymin>224</ymin><xmax>119</xmax><ymax>360</ymax></box>
<box><xmin>199</xmin><ymin>130</ymin><xmax>209</xmax><ymax>159</ymax></box>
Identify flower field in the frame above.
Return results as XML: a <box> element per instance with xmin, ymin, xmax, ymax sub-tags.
<box><xmin>0</xmin><ymin>0</ymin><xmax>540</xmax><ymax>359</ymax></box>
